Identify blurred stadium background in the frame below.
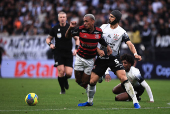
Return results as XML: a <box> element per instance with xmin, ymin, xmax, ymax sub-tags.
<box><xmin>0</xmin><ymin>0</ymin><xmax>170</xmax><ymax>79</ymax></box>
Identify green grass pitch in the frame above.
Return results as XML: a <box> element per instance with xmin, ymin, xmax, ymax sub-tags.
<box><xmin>0</xmin><ymin>78</ymin><xmax>170</xmax><ymax>114</ymax></box>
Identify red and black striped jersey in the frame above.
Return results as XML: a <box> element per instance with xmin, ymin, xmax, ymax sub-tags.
<box><xmin>71</xmin><ymin>25</ymin><xmax>107</xmax><ymax>59</ymax></box>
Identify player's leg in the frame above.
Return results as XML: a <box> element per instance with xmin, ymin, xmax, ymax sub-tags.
<box><xmin>64</xmin><ymin>66</ymin><xmax>73</xmax><ymax>89</ymax></box>
<box><xmin>78</xmin><ymin>58</ymin><xmax>108</xmax><ymax>107</ymax></box>
<box><xmin>74</xmin><ymin>55</ymin><xmax>89</xmax><ymax>89</ymax></box>
<box><xmin>115</xmin><ymin>92</ymin><xmax>130</xmax><ymax>101</ymax></box>
<box><xmin>115</xmin><ymin>70</ymin><xmax>140</xmax><ymax>108</ymax></box>
<box><xmin>77</xmin><ymin>72</ymin><xmax>96</xmax><ymax>107</ymax></box>
<box><xmin>57</xmin><ymin>65</ymin><xmax>66</xmax><ymax>94</ymax></box>
<box><xmin>88</xmin><ymin>72</ymin><xmax>100</xmax><ymax>103</ymax></box>
<box><xmin>64</xmin><ymin>55</ymin><xmax>73</xmax><ymax>90</ymax></box>
<box><xmin>78</xmin><ymin>57</ymin><xmax>96</xmax><ymax>107</ymax></box>
<box><xmin>112</xmin><ymin>83</ymin><xmax>126</xmax><ymax>94</ymax></box>
<box><xmin>53</xmin><ymin>50</ymin><xmax>66</xmax><ymax>94</ymax></box>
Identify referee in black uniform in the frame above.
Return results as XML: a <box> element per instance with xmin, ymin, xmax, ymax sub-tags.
<box><xmin>46</xmin><ymin>12</ymin><xmax>79</xmax><ymax>94</ymax></box>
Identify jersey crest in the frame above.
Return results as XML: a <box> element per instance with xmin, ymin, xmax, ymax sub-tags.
<box><xmin>95</xmin><ymin>34</ymin><xmax>100</xmax><ymax>39</ymax></box>
<box><xmin>57</xmin><ymin>33</ymin><xmax>62</xmax><ymax>38</ymax></box>
<box><xmin>113</xmin><ymin>34</ymin><xmax>119</xmax><ymax>40</ymax></box>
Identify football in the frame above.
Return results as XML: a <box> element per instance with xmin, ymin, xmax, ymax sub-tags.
<box><xmin>25</xmin><ymin>93</ymin><xmax>38</xmax><ymax>106</ymax></box>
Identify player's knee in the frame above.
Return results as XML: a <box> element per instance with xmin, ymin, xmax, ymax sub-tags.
<box><xmin>75</xmin><ymin>80</ymin><xmax>88</xmax><ymax>89</ymax></box>
<box><xmin>90</xmin><ymin>80</ymin><xmax>97</xmax><ymax>86</ymax></box>
<box><xmin>65</xmin><ymin>71</ymin><xmax>72</xmax><ymax>78</ymax></box>
<box><xmin>112</xmin><ymin>88</ymin><xmax>117</xmax><ymax>94</ymax></box>
<box><xmin>58</xmin><ymin>70</ymin><xmax>65</xmax><ymax>76</ymax></box>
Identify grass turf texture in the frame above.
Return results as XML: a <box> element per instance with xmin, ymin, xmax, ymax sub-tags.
<box><xmin>0</xmin><ymin>79</ymin><xmax>170</xmax><ymax>114</ymax></box>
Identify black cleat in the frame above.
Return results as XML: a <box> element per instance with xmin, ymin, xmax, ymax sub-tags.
<box><xmin>60</xmin><ymin>89</ymin><xmax>65</xmax><ymax>94</ymax></box>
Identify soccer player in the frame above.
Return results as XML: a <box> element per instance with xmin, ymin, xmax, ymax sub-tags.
<box><xmin>46</xmin><ymin>12</ymin><xmax>79</xmax><ymax>94</ymax></box>
<box><xmin>78</xmin><ymin>10</ymin><xmax>142</xmax><ymax>109</ymax></box>
<box><xmin>65</xmin><ymin>14</ymin><xmax>112</xmax><ymax>102</ymax></box>
<box><xmin>104</xmin><ymin>54</ymin><xmax>154</xmax><ymax>102</ymax></box>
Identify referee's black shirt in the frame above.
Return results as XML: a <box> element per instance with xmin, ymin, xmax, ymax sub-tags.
<box><xmin>49</xmin><ymin>23</ymin><xmax>72</xmax><ymax>52</ymax></box>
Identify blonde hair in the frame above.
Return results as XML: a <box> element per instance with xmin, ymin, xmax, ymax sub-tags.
<box><xmin>58</xmin><ymin>11</ymin><xmax>66</xmax><ymax>17</ymax></box>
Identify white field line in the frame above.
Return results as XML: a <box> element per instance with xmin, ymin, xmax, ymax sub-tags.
<box><xmin>0</xmin><ymin>107</ymin><xmax>170</xmax><ymax>112</ymax></box>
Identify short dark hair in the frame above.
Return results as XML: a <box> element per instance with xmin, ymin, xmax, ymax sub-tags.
<box><xmin>120</xmin><ymin>54</ymin><xmax>134</xmax><ymax>66</ymax></box>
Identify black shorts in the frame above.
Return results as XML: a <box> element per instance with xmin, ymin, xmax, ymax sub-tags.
<box><xmin>134</xmin><ymin>85</ymin><xmax>145</xmax><ymax>97</ymax></box>
<box><xmin>92</xmin><ymin>56</ymin><xmax>124</xmax><ymax>77</ymax></box>
<box><xmin>128</xmin><ymin>85</ymin><xmax>145</xmax><ymax>100</ymax></box>
<box><xmin>53</xmin><ymin>49</ymin><xmax>73</xmax><ymax>68</ymax></box>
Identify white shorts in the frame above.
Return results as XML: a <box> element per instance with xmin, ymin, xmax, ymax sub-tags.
<box><xmin>74</xmin><ymin>54</ymin><xmax>95</xmax><ymax>75</ymax></box>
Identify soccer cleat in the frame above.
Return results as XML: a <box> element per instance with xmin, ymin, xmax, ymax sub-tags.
<box><xmin>78</xmin><ymin>102</ymin><xmax>93</xmax><ymax>107</ymax></box>
<box><xmin>60</xmin><ymin>90</ymin><xmax>65</xmax><ymax>94</ymax></box>
<box><xmin>134</xmin><ymin>103</ymin><xmax>141</xmax><ymax>109</ymax></box>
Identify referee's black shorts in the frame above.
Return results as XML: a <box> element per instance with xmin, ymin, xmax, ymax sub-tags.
<box><xmin>53</xmin><ymin>49</ymin><xmax>73</xmax><ymax>68</ymax></box>
<box><xmin>92</xmin><ymin>56</ymin><xmax>124</xmax><ymax>77</ymax></box>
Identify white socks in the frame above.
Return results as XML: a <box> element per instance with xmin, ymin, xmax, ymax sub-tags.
<box><xmin>124</xmin><ymin>81</ymin><xmax>138</xmax><ymax>104</ymax></box>
<box><xmin>86</xmin><ymin>84</ymin><xmax>96</xmax><ymax>103</ymax></box>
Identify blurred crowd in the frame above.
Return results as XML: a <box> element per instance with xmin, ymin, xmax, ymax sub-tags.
<box><xmin>0</xmin><ymin>0</ymin><xmax>170</xmax><ymax>61</ymax></box>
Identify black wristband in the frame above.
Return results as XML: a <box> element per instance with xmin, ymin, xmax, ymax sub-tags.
<box><xmin>75</xmin><ymin>45</ymin><xmax>79</xmax><ymax>49</ymax></box>
<box><xmin>48</xmin><ymin>42</ymin><xmax>52</xmax><ymax>46</ymax></box>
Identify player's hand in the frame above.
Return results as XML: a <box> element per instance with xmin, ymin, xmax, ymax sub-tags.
<box><xmin>50</xmin><ymin>44</ymin><xmax>55</xmax><ymax>49</ymax></box>
<box><xmin>107</xmin><ymin>45</ymin><xmax>112</xmax><ymax>55</ymax></box>
<box><xmin>97</xmin><ymin>49</ymin><xmax>105</xmax><ymax>57</ymax></box>
<box><xmin>105</xmin><ymin>74</ymin><xmax>111</xmax><ymax>82</ymax></box>
<box><xmin>134</xmin><ymin>54</ymin><xmax>142</xmax><ymax>61</ymax></box>
<box><xmin>70</xmin><ymin>21</ymin><xmax>77</xmax><ymax>28</ymax></box>
<box><xmin>73</xmin><ymin>49</ymin><xmax>77</xmax><ymax>56</ymax></box>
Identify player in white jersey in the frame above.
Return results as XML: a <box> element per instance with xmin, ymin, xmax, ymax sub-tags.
<box><xmin>78</xmin><ymin>10</ymin><xmax>142</xmax><ymax>109</ymax></box>
<box><xmin>104</xmin><ymin>54</ymin><xmax>154</xmax><ymax>102</ymax></box>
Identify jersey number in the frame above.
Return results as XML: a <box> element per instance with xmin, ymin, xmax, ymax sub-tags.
<box><xmin>114</xmin><ymin>59</ymin><xmax>119</xmax><ymax>64</ymax></box>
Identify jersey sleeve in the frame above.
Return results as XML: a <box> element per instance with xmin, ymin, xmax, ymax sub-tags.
<box><xmin>49</xmin><ymin>27</ymin><xmax>55</xmax><ymax>37</ymax></box>
<box><xmin>132</xmin><ymin>68</ymin><xmax>144</xmax><ymax>83</ymax></box>
<box><xmin>71</xmin><ymin>27</ymin><xmax>79</xmax><ymax>36</ymax></box>
<box><xmin>122</xmin><ymin>32</ymin><xmax>130</xmax><ymax>43</ymax></box>
<box><xmin>99</xmin><ymin>36</ymin><xmax>108</xmax><ymax>47</ymax></box>
<box><xmin>141</xmin><ymin>80</ymin><xmax>154</xmax><ymax>102</ymax></box>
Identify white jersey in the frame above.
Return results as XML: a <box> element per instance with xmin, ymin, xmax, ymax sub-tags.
<box><xmin>105</xmin><ymin>66</ymin><xmax>154</xmax><ymax>101</ymax></box>
<box><xmin>99</xmin><ymin>24</ymin><xmax>130</xmax><ymax>56</ymax></box>
<box><xmin>126</xmin><ymin>66</ymin><xmax>142</xmax><ymax>88</ymax></box>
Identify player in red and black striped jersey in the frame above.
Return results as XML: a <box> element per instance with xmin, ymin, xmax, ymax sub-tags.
<box><xmin>65</xmin><ymin>14</ymin><xmax>112</xmax><ymax>106</ymax></box>
<box><xmin>71</xmin><ymin>24</ymin><xmax>106</xmax><ymax>59</ymax></box>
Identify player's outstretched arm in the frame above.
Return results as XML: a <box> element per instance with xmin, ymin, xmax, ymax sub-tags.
<box><xmin>141</xmin><ymin>80</ymin><xmax>154</xmax><ymax>102</ymax></box>
<box><xmin>126</xmin><ymin>41</ymin><xmax>142</xmax><ymax>61</ymax></box>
